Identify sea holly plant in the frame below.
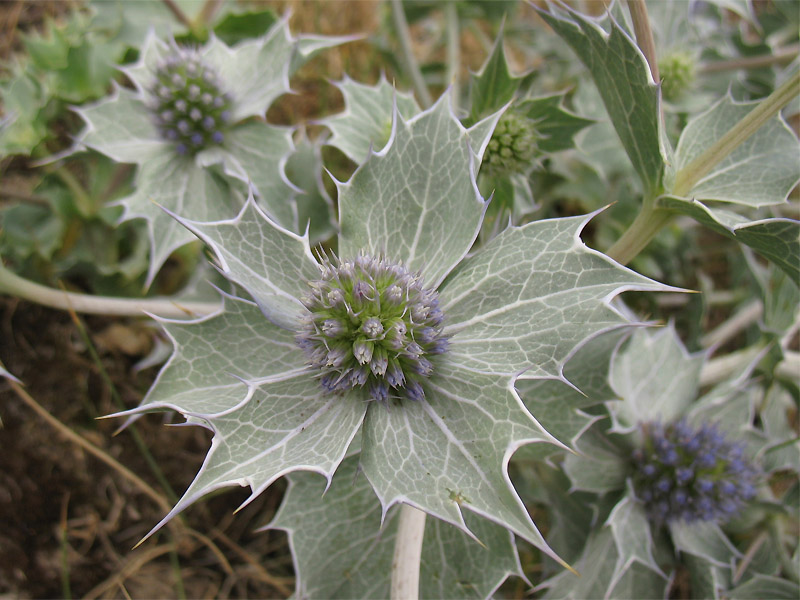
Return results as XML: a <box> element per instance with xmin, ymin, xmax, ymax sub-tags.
<box><xmin>544</xmin><ymin>325</ymin><xmax>799</xmax><ymax>599</ymax></box>
<box><xmin>71</xmin><ymin>17</ymin><xmax>343</xmax><ymax>286</ymax></box>
<box><xmin>112</xmin><ymin>90</ymin><xmax>673</xmax><ymax>595</ymax></box>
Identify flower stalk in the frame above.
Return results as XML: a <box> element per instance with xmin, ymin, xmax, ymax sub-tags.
<box><xmin>0</xmin><ymin>262</ymin><xmax>218</xmax><ymax>318</ymax></box>
<box><xmin>391</xmin><ymin>504</ymin><xmax>427</xmax><ymax>600</ymax></box>
<box><xmin>390</xmin><ymin>0</ymin><xmax>433</xmax><ymax>108</ymax></box>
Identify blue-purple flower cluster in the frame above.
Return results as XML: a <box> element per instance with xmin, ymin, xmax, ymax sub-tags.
<box><xmin>296</xmin><ymin>254</ymin><xmax>448</xmax><ymax>403</ymax></box>
<box><xmin>147</xmin><ymin>48</ymin><xmax>232</xmax><ymax>155</ymax></box>
<box><xmin>632</xmin><ymin>420</ymin><xmax>759</xmax><ymax>524</ymax></box>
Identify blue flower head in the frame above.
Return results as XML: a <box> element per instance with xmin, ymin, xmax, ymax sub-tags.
<box><xmin>295</xmin><ymin>253</ymin><xmax>448</xmax><ymax>403</ymax></box>
<box><xmin>632</xmin><ymin>420</ymin><xmax>759</xmax><ymax>524</ymax></box>
<box><xmin>147</xmin><ymin>46</ymin><xmax>233</xmax><ymax>155</ymax></box>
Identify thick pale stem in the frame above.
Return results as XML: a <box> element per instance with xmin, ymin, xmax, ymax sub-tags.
<box><xmin>0</xmin><ymin>263</ymin><xmax>218</xmax><ymax>318</ymax></box>
<box><xmin>390</xmin><ymin>0</ymin><xmax>433</xmax><ymax>109</ymax></box>
<box><xmin>391</xmin><ymin>504</ymin><xmax>426</xmax><ymax>600</ymax></box>
<box><xmin>700</xmin><ymin>44</ymin><xmax>800</xmax><ymax>74</ymax></box>
<box><xmin>606</xmin><ymin>204</ymin><xmax>673</xmax><ymax>266</ymax></box>
<box><xmin>673</xmin><ymin>70</ymin><xmax>800</xmax><ymax>197</ymax></box>
<box><xmin>627</xmin><ymin>0</ymin><xmax>659</xmax><ymax>83</ymax></box>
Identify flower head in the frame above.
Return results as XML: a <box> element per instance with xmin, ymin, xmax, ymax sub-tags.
<box><xmin>658</xmin><ymin>51</ymin><xmax>696</xmax><ymax>102</ymax></box>
<box><xmin>483</xmin><ymin>111</ymin><xmax>538</xmax><ymax>175</ymax></box>
<box><xmin>296</xmin><ymin>254</ymin><xmax>447</xmax><ymax>403</ymax></box>
<box><xmin>147</xmin><ymin>47</ymin><xmax>233</xmax><ymax>154</ymax></box>
<box><xmin>632</xmin><ymin>420</ymin><xmax>759</xmax><ymax>524</ymax></box>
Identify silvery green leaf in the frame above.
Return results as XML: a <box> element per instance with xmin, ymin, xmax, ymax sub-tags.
<box><xmin>670</xmin><ymin>520</ymin><xmax>740</xmax><ymax>567</ymax></box>
<box><xmin>337</xmin><ymin>90</ymin><xmax>495</xmax><ymax>288</ymax></box>
<box><xmin>563</xmin><ymin>420</ymin><xmax>629</xmax><ymax>494</ymax></box>
<box><xmin>271</xmin><ymin>454</ymin><xmax>522</xmax><ymax>600</ymax></box>
<box><xmin>199</xmin><ymin>23</ymin><xmax>292</xmax><ymax>120</ymax></box>
<box><xmin>728</xmin><ymin>575</ymin><xmax>800</xmax><ymax>600</ymax></box>
<box><xmin>359</xmin><ymin>362</ymin><xmax>568</xmax><ymax>568</ymax></box>
<box><xmin>324</xmin><ymin>75</ymin><xmax>421</xmax><ymax>164</ymax></box>
<box><xmin>668</xmin><ymin>95</ymin><xmax>800</xmax><ymax>206</ymax></box>
<box><xmin>142</xmin><ymin>294</ymin><xmax>302</xmax><ymax>415</ymax></box>
<box><xmin>441</xmin><ymin>213</ymin><xmax>672</xmax><ymax>378</ymax></box>
<box><xmin>537</xmin><ymin>5</ymin><xmax>665</xmax><ymax>195</ymax></box>
<box><xmin>605</xmin><ymin>493</ymin><xmax>663</xmax><ymax>588</ymax></box>
<box><xmin>759</xmin><ymin>385</ymin><xmax>800</xmax><ymax>474</ymax></box>
<box><xmin>74</xmin><ymin>86</ymin><xmax>164</xmax><ymax>164</ymax></box>
<box><xmin>284</xmin><ymin>129</ymin><xmax>337</xmax><ymax>244</ymax></box>
<box><xmin>657</xmin><ymin>196</ymin><xmax>800</xmax><ymax>284</ymax></box>
<box><xmin>291</xmin><ymin>34</ymin><xmax>361</xmax><ymax>75</ymax></box>
<box><xmin>683</xmin><ymin>553</ymin><xmax>728</xmax><ymax>600</ymax></box>
<box><xmin>689</xmin><ymin>379</ymin><xmax>760</xmax><ymax>441</ymax></box>
<box><xmin>119</xmin><ymin>147</ymin><xmax>240</xmax><ymax>287</ymax></box>
<box><xmin>607</xmin><ymin>325</ymin><xmax>706</xmax><ymax>432</ymax></box>
<box><xmin>166</xmin><ymin>197</ymin><xmax>319</xmax><ymax>330</ymax></box>
<box><xmin>196</xmin><ymin>121</ymin><xmax>299</xmax><ymax>231</ymax></box>
<box><xmin>542</xmin><ymin>528</ymin><xmax>667</xmax><ymax>600</ymax></box>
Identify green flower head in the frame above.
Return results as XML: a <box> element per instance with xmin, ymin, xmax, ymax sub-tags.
<box><xmin>658</xmin><ymin>50</ymin><xmax>696</xmax><ymax>102</ymax></box>
<box><xmin>483</xmin><ymin>110</ymin><xmax>538</xmax><ymax>175</ymax></box>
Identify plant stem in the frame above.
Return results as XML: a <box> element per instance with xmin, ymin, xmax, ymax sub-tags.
<box><xmin>444</xmin><ymin>1</ymin><xmax>460</xmax><ymax>110</ymax></box>
<box><xmin>390</xmin><ymin>0</ymin><xmax>433</xmax><ymax>109</ymax></box>
<box><xmin>0</xmin><ymin>262</ymin><xmax>219</xmax><ymax>318</ymax></box>
<box><xmin>700</xmin><ymin>43</ymin><xmax>800</xmax><ymax>74</ymax></box>
<box><xmin>606</xmin><ymin>204</ymin><xmax>673</xmax><ymax>266</ymax></box>
<box><xmin>162</xmin><ymin>0</ymin><xmax>194</xmax><ymax>31</ymax></box>
<box><xmin>53</xmin><ymin>167</ymin><xmax>95</xmax><ymax>217</ymax></box>
<box><xmin>391</xmin><ymin>504</ymin><xmax>426</xmax><ymax>600</ymax></box>
<box><xmin>673</xmin><ymin>70</ymin><xmax>800</xmax><ymax>197</ymax></box>
<box><xmin>627</xmin><ymin>0</ymin><xmax>659</xmax><ymax>83</ymax></box>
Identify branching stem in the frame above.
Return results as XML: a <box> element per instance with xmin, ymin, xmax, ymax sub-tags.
<box><xmin>0</xmin><ymin>262</ymin><xmax>218</xmax><ymax>318</ymax></box>
<box><xmin>673</xmin><ymin>70</ymin><xmax>800</xmax><ymax>197</ymax></box>
<box><xmin>391</xmin><ymin>504</ymin><xmax>426</xmax><ymax>600</ymax></box>
<box><xmin>627</xmin><ymin>0</ymin><xmax>659</xmax><ymax>83</ymax></box>
<box><xmin>390</xmin><ymin>0</ymin><xmax>433</xmax><ymax>108</ymax></box>
<box><xmin>606</xmin><ymin>203</ymin><xmax>673</xmax><ymax>266</ymax></box>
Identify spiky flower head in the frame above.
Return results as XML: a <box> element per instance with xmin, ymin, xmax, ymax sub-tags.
<box><xmin>483</xmin><ymin>111</ymin><xmax>538</xmax><ymax>176</ymax></box>
<box><xmin>658</xmin><ymin>51</ymin><xmax>696</xmax><ymax>102</ymax></box>
<box><xmin>147</xmin><ymin>47</ymin><xmax>233</xmax><ymax>155</ymax></box>
<box><xmin>296</xmin><ymin>254</ymin><xmax>448</xmax><ymax>403</ymax></box>
<box><xmin>632</xmin><ymin>420</ymin><xmax>759</xmax><ymax>525</ymax></box>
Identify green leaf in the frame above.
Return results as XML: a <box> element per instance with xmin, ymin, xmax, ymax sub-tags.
<box><xmin>359</xmin><ymin>362</ymin><xmax>567</xmax><ymax>567</ymax></box>
<box><xmin>324</xmin><ymin>75</ymin><xmax>420</xmax><ymax>164</ymax></box>
<box><xmin>670</xmin><ymin>520</ymin><xmax>741</xmax><ymax>567</ymax></box>
<box><xmin>542</xmin><ymin>528</ymin><xmax>667</xmax><ymax>599</ymax></box>
<box><xmin>271</xmin><ymin>454</ymin><xmax>523</xmax><ymax>599</ymax></box>
<box><xmin>167</xmin><ymin>197</ymin><xmax>319</xmax><ymax>329</ymax></box>
<box><xmin>0</xmin><ymin>67</ymin><xmax>49</xmax><ymax>155</ymax></box>
<box><xmin>75</xmin><ymin>86</ymin><xmax>164</xmax><ymax>165</ymax></box>
<box><xmin>728</xmin><ymin>575</ymin><xmax>800</xmax><ymax>599</ymax></box>
<box><xmin>537</xmin><ymin>5</ymin><xmax>664</xmax><ymax>195</ymax></box>
<box><xmin>466</xmin><ymin>27</ymin><xmax>521</xmax><ymax>125</ymax></box>
<box><xmin>284</xmin><ymin>130</ymin><xmax>337</xmax><ymax>244</ymax></box>
<box><xmin>212</xmin><ymin>8</ymin><xmax>278</xmax><ymax>46</ymax></box>
<box><xmin>606</xmin><ymin>494</ymin><xmax>663</xmax><ymax>586</ymax></box>
<box><xmin>196</xmin><ymin>121</ymin><xmax>298</xmax><ymax>231</ymax></box>
<box><xmin>338</xmin><ymin>91</ymin><xmax>496</xmax><ymax>288</ymax></box>
<box><xmin>440</xmin><ymin>213</ymin><xmax>672</xmax><ymax>378</ymax></box>
<box><xmin>563</xmin><ymin>420</ymin><xmax>629</xmax><ymax>494</ymax></box>
<box><xmin>515</xmin><ymin>94</ymin><xmax>593</xmax><ymax>154</ymax></box>
<box><xmin>606</xmin><ymin>325</ymin><xmax>706</xmax><ymax>431</ymax></box>
<box><xmin>143</xmin><ymin>295</ymin><xmax>303</xmax><ymax>415</ymax></box>
<box><xmin>658</xmin><ymin>196</ymin><xmax>800</xmax><ymax>285</ymax></box>
<box><xmin>669</xmin><ymin>95</ymin><xmax>800</xmax><ymax>206</ymax></box>
<box><xmin>118</xmin><ymin>147</ymin><xmax>240</xmax><ymax>287</ymax></box>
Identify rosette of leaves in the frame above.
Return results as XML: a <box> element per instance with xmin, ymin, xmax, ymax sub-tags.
<box><xmin>73</xmin><ymin>18</ymin><xmax>342</xmax><ymax>286</ymax></box>
<box><xmin>543</xmin><ymin>326</ymin><xmax>799</xmax><ymax>599</ymax></box>
<box><xmin>115</xmin><ymin>90</ymin><xmax>673</xmax><ymax>596</ymax></box>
